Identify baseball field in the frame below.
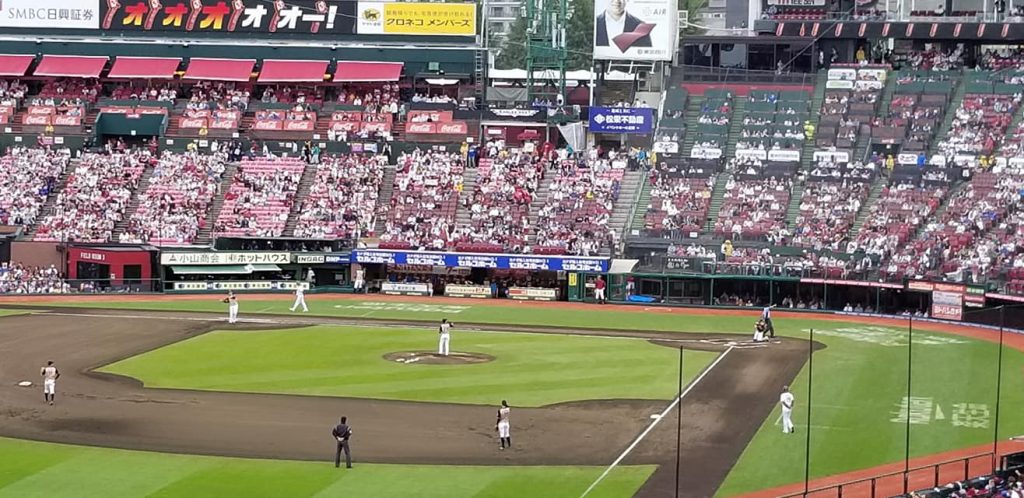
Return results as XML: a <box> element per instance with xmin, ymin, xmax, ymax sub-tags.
<box><xmin>0</xmin><ymin>294</ymin><xmax>1021</xmax><ymax>498</ymax></box>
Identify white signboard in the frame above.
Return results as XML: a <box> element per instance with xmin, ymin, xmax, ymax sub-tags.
<box><xmin>828</xmin><ymin>68</ymin><xmax>858</xmax><ymax>81</ymax></box>
<box><xmin>768</xmin><ymin>0</ymin><xmax>825</xmax><ymax>4</ymax></box>
<box><xmin>0</xmin><ymin>0</ymin><xmax>99</xmax><ymax>29</ymax></box>
<box><xmin>690</xmin><ymin>147</ymin><xmax>722</xmax><ymax>159</ymax></box>
<box><xmin>593</xmin><ymin>0</ymin><xmax>678</xmax><ymax>61</ymax></box>
<box><xmin>768</xmin><ymin>149</ymin><xmax>801</xmax><ymax>162</ymax></box>
<box><xmin>382</xmin><ymin>282</ymin><xmax>431</xmax><ymax>296</ymax></box>
<box><xmin>161</xmin><ymin>252</ymin><xmax>291</xmax><ymax>266</ymax></box>
<box><xmin>653</xmin><ymin>141</ymin><xmax>679</xmax><ymax>153</ymax></box>
<box><xmin>735</xmin><ymin>148</ymin><xmax>768</xmax><ymax>161</ymax></box>
<box><xmin>898</xmin><ymin>153</ymin><xmax>920</xmax><ymax>165</ymax></box>
<box><xmin>825</xmin><ymin>80</ymin><xmax>855</xmax><ymax>90</ymax></box>
<box><xmin>172</xmin><ymin>281</ymin><xmax>309</xmax><ymax>291</ymax></box>
<box><xmin>813</xmin><ymin>150</ymin><xmax>850</xmax><ymax>163</ymax></box>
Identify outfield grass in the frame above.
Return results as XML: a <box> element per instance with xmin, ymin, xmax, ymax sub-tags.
<box><xmin>0</xmin><ymin>437</ymin><xmax>654</xmax><ymax>498</ymax></box>
<box><xmin>11</xmin><ymin>297</ymin><xmax>1024</xmax><ymax>496</ymax></box>
<box><xmin>100</xmin><ymin>325</ymin><xmax>718</xmax><ymax>406</ymax></box>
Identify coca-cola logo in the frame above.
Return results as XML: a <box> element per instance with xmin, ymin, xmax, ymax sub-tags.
<box><xmin>439</xmin><ymin>123</ymin><xmax>465</xmax><ymax>134</ymax></box>
<box><xmin>406</xmin><ymin>123</ymin><xmax>434</xmax><ymax>133</ymax></box>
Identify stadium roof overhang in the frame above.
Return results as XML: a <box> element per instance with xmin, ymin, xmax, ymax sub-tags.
<box><xmin>34</xmin><ymin>55</ymin><xmax>108</xmax><ymax>78</ymax></box>
<box><xmin>0</xmin><ymin>54</ymin><xmax>35</xmax><ymax>77</ymax></box>
<box><xmin>107</xmin><ymin>57</ymin><xmax>182</xmax><ymax>79</ymax></box>
<box><xmin>183</xmin><ymin>58</ymin><xmax>256</xmax><ymax>82</ymax></box>
<box><xmin>257</xmin><ymin>60</ymin><xmax>330</xmax><ymax>83</ymax></box>
<box><xmin>334</xmin><ymin>61</ymin><xmax>404</xmax><ymax>82</ymax></box>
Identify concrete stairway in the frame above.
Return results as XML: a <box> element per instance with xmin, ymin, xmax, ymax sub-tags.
<box><xmin>628</xmin><ymin>175</ymin><xmax>652</xmax><ymax>236</ymax></box>
<box><xmin>372</xmin><ymin>165</ymin><xmax>399</xmax><ymax>236</ymax></box>
<box><xmin>111</xmin><ymin>164</ymin><xmax>157</xmax><ymax>240</ymax></box>
<box><xmin>849</xmin><ymin>177</ymin><xmax>886</xmax><ymax>238</ymax></box>
<box><xmin>452</xmin><ymin>167</ymin><xmax>479</xmax><ymax>229</ymax></box>
<box><xmin>24</xmin><ymin>160</ymin><xmax>75</xmax><ymax>240</ymax></box>
<box><xmin>285</xmin><ymin>161</ymin><xmax>320</xmax><ymax>236</ymax></box>
<box><xmin>702</xmin><ymin>172</ymin><xmax>732</xmax><ymax>234</ymax></box>
<box><xmin>681</xmin><ymin>97</ymin><xmax>705</xmax><ymax>157</ymax></box>
<box><xmin>194</xmin><ymin>162</ymin><xmax>239</xmax><ymax>245</ymax></box>
<box><xmin>723</xmin><ymin>99</ymin><xmax>747</xmax><ymax>161</ymax></box>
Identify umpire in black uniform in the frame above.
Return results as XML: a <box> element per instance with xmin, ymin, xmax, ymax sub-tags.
<box><xmin>331</xmin><ymin>416</ymin><xmax>353</xmax><ymax>468</ymax></box>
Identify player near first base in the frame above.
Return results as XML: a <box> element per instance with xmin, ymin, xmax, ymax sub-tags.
<box><xmin>41</xmin><ymin>360</ymin><xmax>60</xmax><ymax>405</ymax></box>
<box><xmin>496</xmin><ymin>400</ymin><xmax>512</xmax><ymax>450</ymax></box>
<box><xmin>290</xmin><ymin>284</ymin><xmax>308</xmax><ymax>312</ymax></box>
<box><xmin>780</xmin><ymin>385</ymin><xmax>795</xmax><ymax>433</ymax></box>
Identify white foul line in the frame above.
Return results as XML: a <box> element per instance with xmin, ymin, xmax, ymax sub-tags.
<box><xmin>578</xmin><ymin>346</ymin><xmax>735</xmax><ymax>498</ymax></box>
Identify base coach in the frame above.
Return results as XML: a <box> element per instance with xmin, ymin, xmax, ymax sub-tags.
<box><xmin>332</xmin><ymin>416</ymin><xmax>353</xmax><ymax>468</ymax></box>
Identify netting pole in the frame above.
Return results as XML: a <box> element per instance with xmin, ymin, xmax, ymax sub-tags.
<box><xmin>903</xmin><ymin>317</ymin><xmax>913</xmax><ymax>494</ymax></box>
<box><xmin>804</xmin><ymin>328</ymin><xmax>814</xmax><ymax>497</ymax></box>
<box><xmin>675</xmin><ymin>346</ymin><xmax>683</xmax><ymax>498</ymax></box>
<box><xmin>992</xmin><ymin>306</ymin><xmax>1005</xmax><ymax>472</ymax></box>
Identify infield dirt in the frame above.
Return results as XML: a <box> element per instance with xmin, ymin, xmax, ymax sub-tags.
<box><xmin>0</xmin><ymin>305</ymin><xmax>811</xmax><ymax>498</ymax></box>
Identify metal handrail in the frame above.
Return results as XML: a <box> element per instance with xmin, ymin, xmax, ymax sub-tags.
<box><xmin>779</xmin><ymin>452</ymin><xmax>993</xmax><ymax>498</ymax></box>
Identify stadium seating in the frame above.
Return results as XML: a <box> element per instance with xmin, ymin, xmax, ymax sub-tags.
<box><xmin>535</xmin><ymin>159</ymin><xmax>623</xmax><ymax>256</ymax></box>
<box><xmin>379</xmin><ymin>150</ymin><xmax>465</xmax><ymax>250</ymax></box>
<box><xmin>292</xmin><ymin>154</ymin><xmax>388</xmax><ymax>240</ymax></box>
<box><xmin>453</xmin><ymin>153</ymin><xmax>544</xmax><ymax>252</ymax></box>
<box><xmin>212</xmin><ymin>157</ymin><xmax>305</xmax><ymax>238</ymax></box>
<box><xmin>643</xmin><ymin>160</ymin><xmax>715</xmax><ymax>238</ymax></box>
<box><xmin>34</xmin><ymin>152</ymin><xmax>149</xmax><ymax>243</ymax></box>
<box><xmin>121</xmin><ymin>152</ymin><xmax>229</xmax><ymax>245</ymax></box>
<box><xmin>0</xmin><ymin>148</ymin><xmax>69</xmax><ymax>227</ymax></box>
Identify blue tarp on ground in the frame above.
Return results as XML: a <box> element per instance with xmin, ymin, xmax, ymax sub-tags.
<box><xmin>627</xmin><ymin>295</ymin><xmax>657</xmax><ymax>303</ymax></box>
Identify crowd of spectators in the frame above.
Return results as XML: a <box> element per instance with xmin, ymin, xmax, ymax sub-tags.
<box><xmin>936</xmin><ymin>95</ymin><xmax>1017</xmax><ymax>159</ymax></box>
<box><xmin>643</xmin><ymin>163</ymin><xmax>713</xmax><ymax>237</ymax></box>
<box><xmin>453</xmin><ymin>151</ymin><xmax>544</xmax><ymax>252</ymax></box>
<box><xmin>714</xmin><ymin>176</ymin><xmax>792</xmax><ymax>242</ymax></box>
<box><xmin>338</xmin><ymin>84</ymin><xmax>401</xmax><ymax>115</ymax></box>
<box><xmin>188</xmin><ymin>82</ymin><xmax>251</xmax><ymax>112</ymax></box>
<box><xmin>292</xmin><ymin>154</ymin><xmax>388</xmax><ymax>240</ymax></box>
<box><xmin>791</xmin><ymin>180</ymin><xmax>870</xmax><ymax>251</ymax></box>
<box><xmin>0</xmin><ymin>263</ymin><xmax>66</xmax><ymax>294</ymax></box>
<box><xmin>121</xmin><ymin>151</ymin><xmax>229</xmax><ymax>245</ymax></box>
<box><xmin>213</xmin><ymin>157</ymin><xmax>304</xmax><ymax>238</ymax></box>
<box><xmin>38</xmin><ymin>78</ymin><xmax>101</xmax><ymax>103</ymax></box>
<box><xmin>0</xmin><ymin>79</ymin><xmax>28</xmax><ymax>104</ymax></box>
<box><xmin>851</xmin><ymin>181</ymin><xmax>948</xmax><ymax>265</ymax></box>
<box><xmin>379</xmin><ymin>150</ymin><xmax>465</xmax><ymax>250</ymax></box>
<box><xmin>534</xmin><ymin>156</ymin><xmax>623</xmax><ymax>256</ymax></box>
<box><xmin>34</xmin><ymin>151</ymin><xmax>149</xmax><ymax>243</ymax></box>
<box><xmin>0</xmin><ymin>147</ymin><xmax>69</xmax><ymax>226</ymax></box>
<box><xmin>261</xmin><ymin>86</ymin><xmax>325</xmax><ymax>105</ymax></box>
<box><xmin>111</xmin><ymin>84</ymin><xmax>178</xmax><ymax>102</ymax></box>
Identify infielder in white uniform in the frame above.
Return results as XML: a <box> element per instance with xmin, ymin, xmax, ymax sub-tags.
<box><xmin>41</xmin><ymin>361</ymin><xmax>60</xmax><ymax>405</ymax></box>
<box><xmin>496</xmin><ymin>400</ymin><xmax>512</xmax><ymax>449</ymax></box>
<box><xmin>225</xmin><ymin>291</ymin><xmax>239</xmax><ymax>323</ymax></box>
<box><xmin>353</xmin><ymin>268</ymin><xmax>365</xmax><ymax>293</ymax></box>
<box><xmin>780</xmin><ymin>385</ymin><xmax>795</xmax><ymax>434</ymax></box>
<box><xmin>290</xmin><ymin>285</ymin><xmax>308</xmax><ymax>312</ymax></box>
<box><xmin>438</xmin><ymin>318</ymin><xmax>452</xmax><ymax>356</ymax></box>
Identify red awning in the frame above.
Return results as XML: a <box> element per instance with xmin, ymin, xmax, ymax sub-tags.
<box><xmin>0</xmin><ymin>54</ymin><xmax>35</xmax><ymax>77</ymax></box>
<box><xmin>183</xmin><ymin>58</ymin><xmax>255</xmax><ymax>82</ymax></box>
<box><xmin>108</xmin><ymin>57</ymin><xmax>182</xmax><ymax>79</ymax></box>
<box><xmin>258</xmin><ymin>60</ymin><xmax>329</xmax><ymax>83</ymax></box>
<box><xmin>34</xmin><ymin>55</ymin><xmax>108</xmax><ymax>78</ymax></box>
<box><xmin>334</xmin><ymin>61</ymin><xmax>404</xmax><ymax>82</ymax></box>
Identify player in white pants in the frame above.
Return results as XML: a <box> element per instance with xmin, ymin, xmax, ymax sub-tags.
<box><xmin>353</xmin><ymin>268</ymin><xmax>365</xmax><ymax>293</ymax></box>
<box><xmin>496</xmin><ymin>400</ymin><xmax>512</xmax><ymax>449</ymax></box>
<box><xmin>780</xmin><ymin>385</ymin><xmax>795</xmax><ymax>433</ymax></box>
<box><xmin>290</xmin><ymin>285</ymin><xmax>308</xmax><ymax>312</ymax></box>
<box><xmin>41</xmin><ymin>360</ymin><xmax>59</xmax><ymax>405</ymax></box>
<box><xmin>438</xmin><ymin>318</ymin><xmax>452</xmax><ymax>356</ymax></box>
<box><xmin>226</xmin><ymin>291</ymin><xmax>239</xmax><ymax>323</ymax></box>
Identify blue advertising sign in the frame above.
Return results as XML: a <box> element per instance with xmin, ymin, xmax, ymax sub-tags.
<box><xmin>588</xmin><ymin>106</ymin><xmax>654</xmax><ymax>134</ymax></box>
<box><xmin>351</xmin><ymin>250</ymin><xmax>609</xmax><ymax>272</ymax></box>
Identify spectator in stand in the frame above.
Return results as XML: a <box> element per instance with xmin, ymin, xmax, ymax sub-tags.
<box><xmin>379</xmin><ymin>149</ymin><xmax>465</xmax><ymax>250</ymax></box>
<box><xmin>121</xmin><ymin>151</ymin><xmax>229</xmax><ymax>245</ymax></box>
<box><xmin>0</xmin><ymin>263</ymin><xmax>67</xmax><ymax>294</ymax></box>
<box><xmin>34</xmin><ymin>151</ymin><xmax>149</xmax><ymax>243</ymax></box>
<box><xmin>293</xmin><ymin>154</ymin><xmax>388</xmax><ymax>240</ymax></box>
<box><xmin>0</xmin><ymin>147</ymin><xmax>70</xmax><ymax>227</ymax></box>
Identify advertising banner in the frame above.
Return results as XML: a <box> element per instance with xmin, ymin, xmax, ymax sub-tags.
<box><xmin>444</xmin><ymin>284</ymin><xmax>492</xmax><ymax>299</ymax></box>
<box><xmin>768</xmin><ymin>0</ymin><xmax>825</xmax><ymax>4</ymax></box>
<box><xmin>508</xmin><ymin>287</ymin><xmax>558</xmax><ymax>301</ymax></box>
<box><xmin>652</xmin><ymin>141</ymin><xmax>679</xmax><ymax>153</ymax></box>
<box><xmin>406</xmin><ymin>122</ymin><xmax>436</xmax><ymax>134</ymax></box>
<box><xmin>284</xmin><ymin>120</ymin><xmax>315</xmax><ymax>131</ymax></box>
<box><xmin>0</xmin><ymin>0</ymin><xmax>99</xmax><ymax>29</ymax></box>
<box><xmin>690</xmin><ymin>147</ymin><xmax>722</xmax><ymax>160</ymax></box>
<box><xmin>932</xmin><ymin>290</ymin><xmax>963</xmax><ymax>321</ymax></box>
<box><xmin>352</xmin><ymin>250</ymin><xmax>609</xmax><ymax>272</ymax></box>
<box><xmin>735</xmin><ymin>148</ymin><xmax>768</xmax><ymax>161</ymax></box>
<box><xmin>100</xmin><ymin>0</ymin><xmax>357</xmax><ymax>36</ymax></box>
<box><xmin>588</xmin><ymin>106</ymin><xmax>654</xmax><ymax>134</ymax></box>
<box><xmin>172</xmin><ymin>281</ymin><xmax>309</xmax><ymax>291</ymax></box>
<box><xmin>767</xmin><ymin>149</ymin><xmax>801</xmax><ymax>162</ymax></box>
<box><xmin>813</xmin><ymin>150</ymin><xmax>850</xmax><ymax>163</ymax></box>
<box><xmin>356</xmin><ymin>2</ymin><xmax>476</xmax><ymax>36</ymax></box>
<box><xmin>438</xmin><ymin>121</ymin><xmax>469</xmax><ymax>134</ymax></box>
<box><xmin>161</xmin><ymin>251</ymin><xmax>291</xmax><ymax>265</ymax></box>
<box><xmin>381</xmin><ymin>282</ymin><xmax>431</xmax><ymax>296</ymax></box>
<box><xmin>593</xmin><ymin>0</ymin><xmax>677</xmax><ymax>61</ymax></box>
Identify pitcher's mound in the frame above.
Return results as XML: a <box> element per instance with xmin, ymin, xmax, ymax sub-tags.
<box><xmin>384</xmin><ymin>351</ymin><xmax>495</xmax><ymax>365</ymax></box>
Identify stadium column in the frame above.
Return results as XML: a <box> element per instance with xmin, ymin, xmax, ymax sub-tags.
<box><xmin>992</xmin><ymin>306</ymin><xmax>1006</xmax><ymax>471</ymax></box>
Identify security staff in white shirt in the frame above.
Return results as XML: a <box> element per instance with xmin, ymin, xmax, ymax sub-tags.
<box><xmin>438</xmin><ymin>318</ymin><xmax>452</xmax><ymax>356</ymax></box>
<box><xmin>780</xmin><ymin>385</ymin><xmax>795</xmax><ymax>434</ymax></box>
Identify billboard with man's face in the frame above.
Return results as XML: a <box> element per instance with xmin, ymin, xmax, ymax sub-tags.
<box><xmin>593</xmin><ymin>0</ymin><xmax>677</xmax><ymax>61</ymax></box>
